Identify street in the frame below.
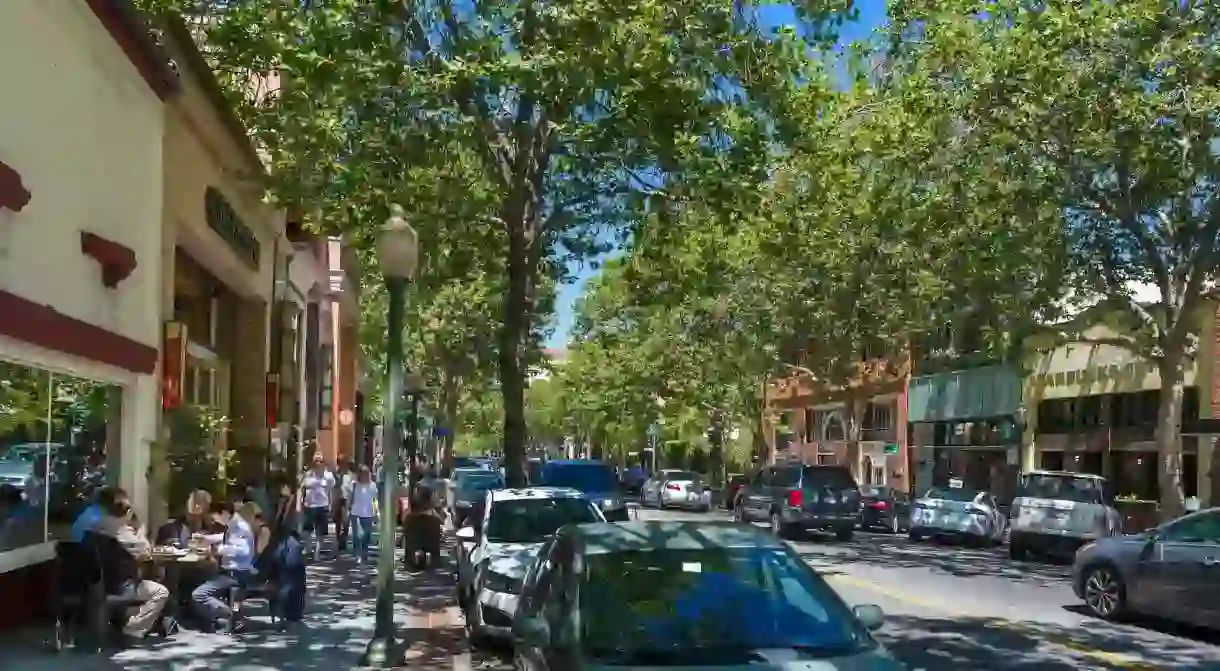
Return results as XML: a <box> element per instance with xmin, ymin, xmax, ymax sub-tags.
<box><xmin>636</xmin><ymin>506</ymin><xmax>1220</xmax><ymax>670</ymax></box>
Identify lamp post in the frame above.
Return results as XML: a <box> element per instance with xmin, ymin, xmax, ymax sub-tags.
<box><xmin>364</xmin><ymin>205</ymin><xmax>418</xmax><ymax>668</ymax></box>
<box><xmin>404</xmin><ymin>371</ymin><xmax>425</xmax><ymax>505</ymax></box>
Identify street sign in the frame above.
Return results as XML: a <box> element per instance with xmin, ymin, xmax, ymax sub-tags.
<box><xmin>884</xmin><ymin>443</ymin><xmax>899</xmax><ymax>455</ymax></box>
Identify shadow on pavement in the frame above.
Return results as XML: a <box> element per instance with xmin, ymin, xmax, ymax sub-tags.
<box><xmin>794</xmin><ymin>532</ymin><xmax>1074</xmax><ymax>586</ymax></box>
<box><xmin>879</xmin><ymin>613</ymin><xmax>1220</xmax><ymax>670</ymax></box>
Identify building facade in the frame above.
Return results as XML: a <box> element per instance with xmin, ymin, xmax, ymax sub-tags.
<box><xmin>0</xmin><ymin>0</ymin><xmax>177</xmax><ymax>626</ymax></box>
<box><xmin>765</xmin><ymin>347</ymin><xmax>913</xmax><ymax>492</ymax></box>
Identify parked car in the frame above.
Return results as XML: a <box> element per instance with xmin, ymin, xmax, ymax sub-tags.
<box><xmin>510</xmin><ymin>521</ymin><xmax>902</xmax><ymax>670</ymax></box>
<box><xmin>539</xmin><ymin>460</ymin><xmax>630</xmax><ymax>521</ymax></box>
<box><xmin>908</xmin><ymin>485</ymin><xmax>1006</xmax><ymax>546</ymax></box>
<box><xmin>733</xmin><ymin>463</ymin><xmax>860</xmax><ymax>540</ymax></box>
<box><xmin>1072</xmin><ymin>506</ymin><xmax>1220</xmax><ymax>627</ymax></box>
<box><xmin>860</xmin><ymin>485</ymin><xmax>911</xmax><ymax>534</ymax></box>
<box><xmin>451</xmin><ymin>468</ymin><xmax>505</xmax><ymax>527</ymax></box>
<box><xmin>640</xmin><ymin>469</ymin><xmax>712</xmax><ymax>512</ymax></box>
<box><xmin>455</xmin><ymin>487</ymin><xmax>604</xmax><ymax>645</ymax></box>
<box><xmin>1009</xmin><ymin>470</ymin><xmax>1121</xmax><ymax>560</ymax></box>
<box><xmin>722</xmin><ymin>473</ymin><xmax>747</xmax><ymax>510</ymax></box>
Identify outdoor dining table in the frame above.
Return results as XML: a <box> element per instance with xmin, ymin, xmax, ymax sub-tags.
<box><xmin>143</xmin><ymin>549</ymin><xmax>217</xmax><ymax>618</ymax></box>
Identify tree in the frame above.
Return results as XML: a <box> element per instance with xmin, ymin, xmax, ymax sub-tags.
<box><xmin>145</xmin><ymin>0</ymin><xmax>856</xmax><ymax>487</ymax></box>
<box><xmin>890</xmin><ymin>0</ymin><xmax>1220</xmax><ymax>517</ymax></box>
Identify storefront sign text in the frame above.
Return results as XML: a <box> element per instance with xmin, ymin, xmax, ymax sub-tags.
<box><xmin>1031</xmin><ymin>361</ymin><xmax>1153</xmax><ymax>388</ymax></box>
<box><xmin>205</xmin><ymin>187</ymin><xmax>261</xmax><ymax>270</ymax></box>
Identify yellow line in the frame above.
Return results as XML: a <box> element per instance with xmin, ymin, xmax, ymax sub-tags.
<box><xmin>823</xmin><ymin>573</ymin><xmax>1159</xmax><ymax>669</ymax></box>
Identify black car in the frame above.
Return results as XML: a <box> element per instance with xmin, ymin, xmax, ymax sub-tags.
<box><xmin>859</xmin><ymin>485</ymin><xmax>910</xmax><ymax>534</ymax></box>
<box><xmin>733</xmin><ymin>463</ymin><xmax>860</xmax><ymax>540</ymax></box>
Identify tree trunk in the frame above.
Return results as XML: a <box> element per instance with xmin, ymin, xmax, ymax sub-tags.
<box><xmin>709</xmin><ymin>410</ymin><xmax>725</xmax><ymax>491</ymax></box>
<box><xmin>844</xmin><ymin>396</ymin><xmax>862</xmax><ymax>481</ymax></box>
<box><xmin>498</xmin><ymin>228</ymin><xmax>530</xmax><ymax>488</ymax></box>
<box><xmin>440</xmin><ymin>373</ymin><xmax>459</xmax><ymax>475</ymax></box>
<box><xmin>1156</xmin><ymin>359</ymin><xmax>1187</xmax><ymax>521</ymax></box>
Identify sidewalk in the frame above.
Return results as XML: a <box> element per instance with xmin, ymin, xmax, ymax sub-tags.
<box><xmin>2</xmin><ymin>534</ymin><xmax>496</xmax><ymax>671</ymax></box>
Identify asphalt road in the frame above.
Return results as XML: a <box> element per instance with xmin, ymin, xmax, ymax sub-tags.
<box><xmin>636</xmin><ymin>505</ymin><xmax>1220</xmax><ymax>670</ymax></box>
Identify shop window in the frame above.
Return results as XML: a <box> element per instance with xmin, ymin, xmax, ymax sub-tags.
<box><xmin>1039</xmin><ymin>451</ymin><xmax>1065</xmax><ymax>472</ymax></box>
<box><xmin>1037</xmin><ymin>399</ymin><xmax>1075</xmax><ymax>433</ymax></box>
<box><xmin>0</xmin><ymin>359</ymin><xmax>119</xmax><ymax>553</ymax></box>
<box><xmin>863</xmin><ymin>402</ymin><xmax>892</xmax><ymax>431</ymax></box>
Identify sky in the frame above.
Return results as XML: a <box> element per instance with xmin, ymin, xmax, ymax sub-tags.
<box><xmin>546</xmin><ymin>1</ymin><xmax>890</xmax><ymax>349</ymax></box>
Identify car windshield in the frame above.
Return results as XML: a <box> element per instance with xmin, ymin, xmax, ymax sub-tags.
<box><xmin>452</xmin><ymin>457</ymin><xmax>477</xmax><ymax>470</ymax></box>
<box><xmin>459</xmin><ymin>473</ymin><xmax>503</xmax><ymax>490</ymax></box>
<box><xmin>924</xmin><ymin>487</ymin><xmax>979</xmax><ymax>503</ymax></box>
<box><xmin>861</xmin><ymin>486</ymin><xmax>890</xmax><ymax>498</ymax></box>
<box><xmin>581</xmin><ymin>547</ymin><xmax>872</xmax><ymax>664</ymax></box>
<box><xmin>664</xmin><ymin>471</ymin><xmax>699</xmax><ymax>482</ymax></box>
<box><xmin>1018</xmin><ymin>474</ymin><xmax>1104</xmax><ymax>504</ymax></box>
<box><xmin>543</xmin><ymin>464</ymin><xmax>617</xmax><ymax>493</ymax></box>
<box><xmin>484</xmin><ymin>497</ymin><xmax>601</xmax><ymax>543</ymax></box>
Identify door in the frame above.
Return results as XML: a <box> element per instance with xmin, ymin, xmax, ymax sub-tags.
<box><xmin>1138</xmin><ymin>510</ymin><xmax>1220</xmax><ymax>627</ymax></box>
<box><xmin>741</xmin><ymin>470</ymin><xmax>771</xmax><ymax>521</ymax></box>
<box><xmin>515</xmin><ymin>541</ymin><xmax>562</xmax><ymax>670</ymax></box>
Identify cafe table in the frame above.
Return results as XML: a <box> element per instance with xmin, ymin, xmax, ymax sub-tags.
<box><xmin>144</xmin><ymin>549</ymin><xmax>217</xmax><ymax>618</ymax></box>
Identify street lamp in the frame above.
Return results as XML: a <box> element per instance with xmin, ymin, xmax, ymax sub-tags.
<box><xmin>404</xmin><ymin>371</ymin><xmax>426</xmax><ymax>504</ymax></box>
<box><xmin>364</xmin><ymin>205</ymin><xmax>418</xmax><ymax>668</ymax></box>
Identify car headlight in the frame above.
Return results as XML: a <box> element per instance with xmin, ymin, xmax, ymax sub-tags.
<box><xmin>481</xmin><ymin>569</ymin><xmax>521</xmax><ymax>595</ymax></box>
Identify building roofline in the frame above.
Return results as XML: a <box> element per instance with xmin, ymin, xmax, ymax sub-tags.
<box><xmin>85</xmin><ymin>0</ymin><xmax>180</xmax><ymax>100</ymax></box>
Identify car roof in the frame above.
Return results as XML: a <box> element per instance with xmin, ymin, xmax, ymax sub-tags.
<box><xmin>1025</xmin><ymin>470</ymin><xmax>1106</xmax><ymax>480</ymax></box>
<box><xmin>490</xmin><ymin>487</ymin><xmax>586</xmax><ymax>502</ymax></box>
<box><xmin>568</xmin><ymin>521</ymin><xmax>783</xmax><ymax>555</ymax></box>
<box><xmin>546</xmin><ymin>459</ymin><xmax>609</xmax><ymax>466</ymax></box>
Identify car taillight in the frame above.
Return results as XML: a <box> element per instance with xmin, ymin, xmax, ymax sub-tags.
<box><xmin>666</xmin><ymin>483</ymin><xmax>681</xmax><ymax>491</ymax></box>
<box><xmin>787</xmin><ymin>490</ymin><xmax>803</xmax><ymax>507</ymax></box>
<box><xmin>870</xmin><ymin>501</ymin><xmax>888</xmax><ymax>510</ymax></box>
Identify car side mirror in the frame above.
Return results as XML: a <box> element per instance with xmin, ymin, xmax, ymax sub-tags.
<box><xmin>455</xmin><ymin>526</ymin><xmax>477</xmax><ymax>541</ymax></box>
<box><xmin>512</xmin><ymin>615</ymin><xmax>551</xmax><ymax>647</ymax></box>
<box><xmin>853</xmin><ymin>604</ymin><xmax>886</xmax><ymax>631</ymax></box>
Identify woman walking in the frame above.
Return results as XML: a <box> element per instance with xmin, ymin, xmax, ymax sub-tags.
<box><xmin>348</xmin><ymin>465</ymin><xmax>378</xmax><ymax>565</ymax></box>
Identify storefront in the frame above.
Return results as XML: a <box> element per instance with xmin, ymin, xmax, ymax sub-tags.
<box><xmin>156</xmin><ymin>20</ymin><xmax>285</xmax><ymax>507</ymax></box>
<box><xmin>0</xmin><ymin>0</ymin><xmax>177</xmax><ymax>625</ymax></box>
<box><xmin>908</xmin><ymin>366</ymin><xmax>1023</xmax><ymax>499</ymax></box>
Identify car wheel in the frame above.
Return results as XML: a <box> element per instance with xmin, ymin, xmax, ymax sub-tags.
<box><xmin>888</xmin><ymin>515</ymin><xmax>900</xmax><ymax>534</ymax></box>
<box><xmin>835</xmin><ymin>526</ymin><xmax>853</xmax><ymax>541</ymax></box>
<box><xmin>1081</xmin><ymin>564</ymin><xmax>1126</xmax><ymax>620</ymax></box>
<box><xmin>908</xmin><ymin>530</ymin><xmax>922</xmax><ymax>542</ymax></box>
<box><xmin>1009</xmin><ymin>540</ymin><xmax>1028</xmax><ymax>561</ymax></box>
<box><xmin>734</xmin><ymin>505</ymin><xmax>746</xmax><ymax>524</ymax></box>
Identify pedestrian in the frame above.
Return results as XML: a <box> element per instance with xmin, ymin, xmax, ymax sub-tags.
<box><xmin>349</xmin><ymin>465</ymin><xmax>378</xmax><ymax>565</ymax></box>
<box><xmin>335</xmin><ymin>460</ymin><xmax>356</xmax><ymax>552</ymax></box>
<box><xmin>301</xmin><ymin>453</ymin><xmax>336</xmax><ymax>560</ymax></box>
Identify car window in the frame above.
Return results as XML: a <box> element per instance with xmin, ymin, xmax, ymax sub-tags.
<box><xmin>803</xmin><ymin>467</ymin><xmax>855</xmax><ymax>490</ymax></box>
<box><xmin>748</xmin><ymin>471</ymin><xmax>766</xmax><ymax>487</ymax></box>
<box><xmin>770</xmin><ymin>467</ymin><xmax>801</xmax><ymax>488</ymax></box>
<box><xmin>578</xmin><ymin>546</ymin><xmax>872</xmax><ymax>664</ymax></box>
<box><xmin>924</xmin><ymin>487</ymin><xmax>980</xmax><ymax>503</ymax></box>
<box><xmin>1161</xmin><ymin>511</ymin><xmax>1220</xmax><ymax>544</ymax></box>
<box><xmin>1017</xmin><ymin>474</ymin><xmax>1105</xmax><ymax>504</ymax></box>
<box><xmin>543</xmin><ymin>464</ymin><xmax>618</xmax><ymax>492</ymax></box>
<box><xmin>663</xmin><ymin>471</ymin><xmax>699</xmax><ymax>482</ymax></box>
<box><xmin>485</xmin><ymin>497</ymin><xmax>602</xmax><ymax>544</ymax></box>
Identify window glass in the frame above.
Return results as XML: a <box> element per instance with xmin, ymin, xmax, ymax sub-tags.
<box><xmin>1161</xmin><ymin>512</ymin><xmax>1220</xmax><ymax>544</ymax></box>
<box><xmin>1018</xmin><ymin>474</ymin><xmax>1104</xmax><ymax>504</ymax></box>
<box><xmin>579</xmin><ymin>546</ymin><xmax>872</xmax><ymax>664</ymax></box>
<box><xmin>485</xmin><ymin>497</ymin><xmax>601</xmax><ymax>544</ymax></box>
<box><xmin>0</xmin><ymin>360</ymin><xmax>118</xmax><ymax>551</ymax></box>
<box><xmin>770</xmin><ymin>467</ymin><xmax>801</xmax><ymax>488</ymax></box>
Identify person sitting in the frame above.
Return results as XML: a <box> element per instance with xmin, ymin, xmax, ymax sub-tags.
<box><xmin>82</xmin><ymin>493</ymin><xmax>170</xmax><ymax>641</ymax></box>
<box><xmin>71</xmin><ymin>486</ymin><xmax>128</xmax><ymax>542</ymax></box>
<box><xmin>402</xmin><ymin>488</ymin><xmax>443</xmax><ymax>570</ymax></box>
<box><xmin>190</xmin><ymin>501</ymin><xmax>256</xmax><ymax>634</ymax></box>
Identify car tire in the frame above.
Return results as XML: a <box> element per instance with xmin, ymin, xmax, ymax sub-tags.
<box><xmin>908</xmin><ymin>530</ymin><xmax>923</xmax><ymax>543</ymax></box>
<box><xmin>1081</xmin><ymin>563</ymin><xmax>1126</xmax><ymax>620</ymax></box>
<box><xmin>888</xmin><ymin>516</ymin><xmax>900</xmax><ymax>534</ymax></box>
<box><xmin>734</xmin><ymin>505</ymin><xmax>746</xmax><ymax>524</ymax></box>
<box><xmin>835</xmin><ymin>526</ymin><xmax>853</xmax><ymax>542</ymax></box>
<box><xmin>1009</xmin><ymin>540</ymin><xmax>1028</xmax><ymax>561</ymax></box>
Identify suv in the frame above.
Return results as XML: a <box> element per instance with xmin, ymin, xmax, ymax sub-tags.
<box><xmin>1009</xmin><ymin>470</ymin><xmax>1122</xmax><ymax>560</ymax></box>
<box><xmin>733</xmin><ymin>464</ymin><xmax>861</xmax><ymax>540</ymax></box>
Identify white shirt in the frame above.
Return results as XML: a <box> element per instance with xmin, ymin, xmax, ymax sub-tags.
<box><xmin>203</xmin><ymin>513</ymin><xmax>255</xmax><ymax>572</ymax></box>
<box><xmin>349</xmin><ymin>481</ymin><xmax>378</xmax><ymax>518</ymax></box>
<box><xmin>302</xmin><ymin>469</ymin><xmax>336</xmax><ymax>509</ymax></box>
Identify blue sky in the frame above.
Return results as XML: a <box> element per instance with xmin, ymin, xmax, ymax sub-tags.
<box><xmin>547</xmin><ymin>1</ymin><xmax>889</xmax><ymax>348</ymax></box>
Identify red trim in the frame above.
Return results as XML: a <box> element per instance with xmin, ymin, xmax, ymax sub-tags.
<box><xmin>83</xmin><ymin>0</ymin><xmax>179</xmax><ymax>101</ymax></box>
<box><xmin>80</xmin><ymin>231</ymin><xmax>138</xmax><ymax>288</ymax></box>
<box><xmin>0</xmin><ymin>290</ymin><xmax>157</xmax><ymax>374</ymax></box>
<box><xmin>0</xmin><ymin>159</ymin><xmax>31</xmax><ymax>213</ymax></box>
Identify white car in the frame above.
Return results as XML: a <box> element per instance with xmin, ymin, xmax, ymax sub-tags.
<box><xmin>908</xmin><ymin>484</ymin><xmax>1007</xmax><ymax>546</ymax></box>
<box><xmin>455</xmin><ymin>487</ymin><xmax>605</xmax><ymax>645</ymax></box>
<box><xmin>640</xmin><ymin>469</ymin><xmax>712</xmax><ymax>511</ymax></box>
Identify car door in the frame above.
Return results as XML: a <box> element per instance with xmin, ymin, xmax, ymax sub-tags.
<box><xmin>515</xmin><ymin>539</ymin><xmax>573</xmax><ymax>671</ymax></box>
<box><xmin>1137</xmin><ymin>510</ymin><xmax>1220</xmax><ymax>627</ymax></box>
<box><xmin>741</xmin><ymin>470</ymin><xmax>771</xmax><ymax>521</ymax></box>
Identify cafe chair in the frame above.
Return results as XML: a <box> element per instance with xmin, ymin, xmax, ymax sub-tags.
<box><xmin>50</xmin><ymin>541</ymin><xmax>98</xmax><ymax>652</ymax></box>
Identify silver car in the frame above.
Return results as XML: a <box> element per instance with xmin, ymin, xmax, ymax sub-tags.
<box><xmin>1073</xmin><ymin>506</ymin><xmax>1220</xmax><ymax>628</ymax></box>
<box><xmin>640</xmin><ymin>469</ymin><xmax>712</xmax><ymax>511</ymax></box>
<box><xmin>1009</xmin><ymin>470</ymin><xmax>1121</xmax><ymax>560</ymax></box>
<box><xmin>908</xmin><ymin>485</ymin><xmax>1006</xmax><ymax>546</ymax></box>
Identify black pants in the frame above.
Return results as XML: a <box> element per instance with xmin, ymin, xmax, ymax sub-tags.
<box><xmin>334</xmin><ymin>499</ymin><xmax>348</xmax><ymax>550</ymax></box>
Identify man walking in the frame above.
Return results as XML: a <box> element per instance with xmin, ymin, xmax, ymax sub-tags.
<box><xmin>301</xmin><ymin>453</ymin><xmax>336</xmax><ymax>560</ymax></box>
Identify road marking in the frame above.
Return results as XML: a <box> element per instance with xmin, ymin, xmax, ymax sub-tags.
<box><xmin>823</xmin><ymin>573</ymin><xmax>1163</xmax><ymax>669</ymax></box>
